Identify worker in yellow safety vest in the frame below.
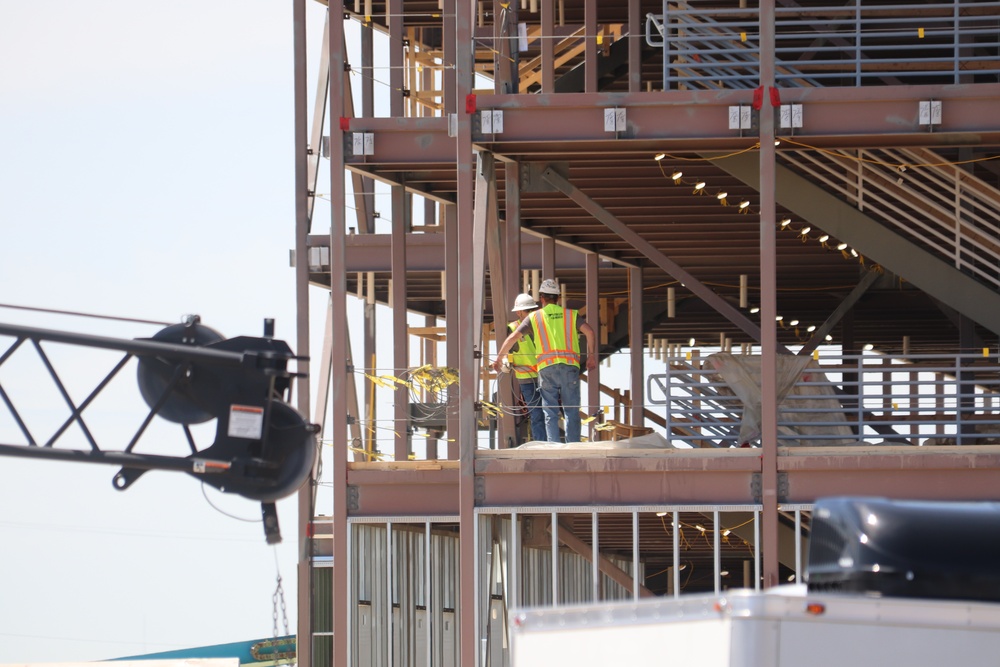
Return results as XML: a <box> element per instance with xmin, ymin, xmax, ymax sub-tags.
<box><xmin>493</xmin><ymin>279</ymin><xmax>597</xmax><ymax>442</ymax></box>
<box><xmin>505</xmin><ymin>293</ymin><xmax>547</xmax><ymax>442</ymax></box>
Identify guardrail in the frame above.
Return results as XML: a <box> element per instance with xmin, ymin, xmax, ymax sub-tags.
<box><xmin>780</xmin><ymin>146</ymin><xmax>1000</xmax><ymax>292</ymax></box>
<box><xmin>645</xmin><ymin>2</ymin><xmax>1000</xmax><ymax>90</ymax></box>
<box><xmin>647</xmin><ymin>350</ymin><xmax>1000</xmax><ymax>448</ymax></box>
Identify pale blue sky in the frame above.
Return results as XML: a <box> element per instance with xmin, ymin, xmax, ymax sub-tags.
<box><xmin>0</xmin><ymin>2</ymin><xmax>330</xmax><ymax>662</ymax></box>
<box><xmin>0</xmin><ymin>5</ymin><xmax>647</xmax><ymax>661</ymax></box>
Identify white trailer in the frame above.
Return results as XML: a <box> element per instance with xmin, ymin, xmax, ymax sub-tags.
<box><xmin>511</xmin><ymin>496</ymin><xmax>1000</xmax><ymax>667</ymax></box>
<box><xmin>510</xmin><ymin>587</ymin><xmax>1000</xmax><ymax>666</ymax></box>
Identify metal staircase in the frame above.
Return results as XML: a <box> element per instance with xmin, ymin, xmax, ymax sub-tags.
<box><xmin>640</xmin><ymin>1</ymin><xmax>1000</xmax><ymax>312</ymax></box>
<box><xmin>780</xmin><ymin>146</ymin><xmax>1000</xmax><ymax>292</ymax></box>
<box><xmin>645</xmin><ymin>1</ymin><xmax>1000</xmax><ymax>89</ymax></box>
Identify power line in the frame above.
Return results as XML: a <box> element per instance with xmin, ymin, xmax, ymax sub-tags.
<box><xmin>0</xmin><ymin>302</ymin><xmax>172</xmax><ymax>327</ymax></box>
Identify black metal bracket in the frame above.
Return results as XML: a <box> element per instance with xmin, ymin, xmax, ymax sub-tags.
<box><xmin>261</xmin><ymin>502</ymin><xmax>281</xmax><ymax>544</ymax></box>
<box><xmin>0</xmin><ymin>317</ymin><xmax>318</xmax><ymax>543</ymax></box>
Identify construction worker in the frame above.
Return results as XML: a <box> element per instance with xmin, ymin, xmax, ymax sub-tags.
<box><xmin>493</xmin><ymin>278</ymin><xmax>597</xmax><ymax>443</ymax></box>
<box><xmin>505</xmin><ymin>293</ymin><xmax>547</xmax><ymax>442</ymax></box>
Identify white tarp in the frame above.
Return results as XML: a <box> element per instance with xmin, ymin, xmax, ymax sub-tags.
<box><xmin>704</xmin><ymin>353</ymin><xmax>854</xmax><ymax>446</ymax></box>
<box><xmin>516</xmin><ymin>432</ymin><xmax>674</xmax><ymax>450</ymax></box>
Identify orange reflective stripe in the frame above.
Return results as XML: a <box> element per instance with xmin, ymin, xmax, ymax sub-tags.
<box><xmin>532</xmin><ymin>305</ymin><xmax>581</xmax><ymax>369</ymax></box>
<box><xmin>536</xmin><ymin>351</ymin><xmax>580</xmax><ymax>365</ymax></box>
<box><xmin>532</xmin><ymin>309</ymin><xmax>553</xmax><ymax>353</ymax></box>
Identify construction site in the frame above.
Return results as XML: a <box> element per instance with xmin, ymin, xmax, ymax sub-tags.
<box><xmin>286</xmin><ymin>1</ymin><xmax>1000</xmax><ymax>665</ymax></box>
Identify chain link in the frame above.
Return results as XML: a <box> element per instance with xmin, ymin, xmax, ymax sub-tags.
<box><xmin>272</xmin><ymin>573</ymin><xmax>289</xmax><ymax>638</ymax></box>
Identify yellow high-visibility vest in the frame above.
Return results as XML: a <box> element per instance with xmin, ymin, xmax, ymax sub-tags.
<box><xmin>529</xmin><ymin>303</ymin><xmax>581</xmax><ymax>370</ymax></box>
<box><xmin>507</xmin><ymin>321</ymin><xmax>539</xmax><ymax>380</ymax></box>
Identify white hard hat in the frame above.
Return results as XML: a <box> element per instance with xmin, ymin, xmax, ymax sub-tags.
<box><xmin>538</xmin><ymin>278</ymin><xmax>561</xmax><ymax>295</ymax></box>
<box><xmin>512</xmin><ymin>293</ymin><xmax>537</xmax><ymax>311</ymax></box>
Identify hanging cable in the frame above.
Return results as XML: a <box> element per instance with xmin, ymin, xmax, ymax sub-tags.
<box><xmin>272</xmin><ymin>549</ymin><xmax>290</xmax><ymax>638</ymax></box>
<box><xmin>0</xmin><ymin>302</ymin><xmax>172</xmax><ymax>327</ymax></box>
<box><xmin>200</xmin><ymin>484</ymin><xmax>259</xmax><ymax>523</ymax></box>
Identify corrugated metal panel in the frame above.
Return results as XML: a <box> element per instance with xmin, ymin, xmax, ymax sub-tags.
<box><xmin>414</xmin><ymin>609</ymin><xmax>428</xmax><ymax>667</ymax></box>
<box><xmin>519</xmin><ymin>547</ymin><xmax>551</xmax><ymax>608</ymax></box>
<box><xmin>357</xmin><ymin>603</ymin><xmax>373</xmax><ymax>666</ymax></box>
<box><xmin>312</xmin><ymin>567</ymin><xmax>333</xmax><ymax>633</ymax></box>
<box><xmin>339</xmin><ymin>513</ymin><xmax>727</xmax><ymax>665</ymax></box>
<box><xmin>348</xmin><ymin>522</ymin><xmax>461</xmax><ymax>667</ymax></box>
<box><xmin>351</xmin><ymin>524</ymin><xmax>390</xmax><ymax>666</ymax></box>
<box><xmin>313</xmin><ymin>507</ymin><xmax>753</xmax><ymax>667</ymax></box>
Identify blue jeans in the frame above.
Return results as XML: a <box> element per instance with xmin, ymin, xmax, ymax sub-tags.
<box><xmin>537</xmin><ymin>363</ymin><xmax>582</xmax><ymax>443</ymax></box>
<box><xmin>519</xmin><ymin>378</ymin><xmax>547</xmax><ymax>442</ymax></box>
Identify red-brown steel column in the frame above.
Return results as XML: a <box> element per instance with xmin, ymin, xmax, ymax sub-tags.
<box><xmin>541</xmin><ymin>0</ymin><xmax>554</xmax><ymax>93</ymax></box>
<box><xmin>505</xmin><ymin>163</ymin><xmax>522</xmax><ymax>317</ymax></box>
<box><xmin>455</xmin><ymin>0</ymin><xmax>479</xmax><ymax>665</ymax></box>
<box><xmin>628</xmin><ymin>0</ymin><xmax>640</xmax><ymax>92</ymax></box>
<box><xmin>585</xmin><ymin>0</ymin><xmax>597</xmax><ymax>92</ymax></box>
<box><xmin>361</xmin><ymin>11</ymin><xmax>374</xmax><ymax>118</ymax></box>
<box><xmin>586</xmin><ymin>253</ymin><xmax>600</xmax><ymax>436</ymax></box>
<box><xmin>759</xmin><ymin>0</ymin><xmax>780</xmax><ymax>590</ymax></box>
<box><xmin>444</xmin><ymin>0</ymin><xmax>459</xmax><ymax>463</ymax></box>
<box><xmin>629</xmin><ymin>266</ymin><xmax>644</xmax><ymax>426</ymax></box>
<box><xmin>446</xmin><ymin>203</ymin><xmax>460</xmax><ymax>460</ymax></box>
<box><xmin>423</xmin><ymin>313</ymin><xmax>439</xmax><ymax>459</ymax></box>
<box><xmin>363</xmin><ymin>274</ymin><xmax>377</xmax><ymax>457</ymax></box>
<box><xmin>483</xmin><ymin>155</ymin><xmax>516</xmax><ymax>448</ymax></box>
<box><xmin>392</xmin><ymin>185</ymin><xmax>411</xmax><ymax>461</ymax></box>
<box><xmin>359</xmin><ymin>7</ymin><xmax>375</xmax><ymax>234</ymax></box>
<box><xmin>493</xmin><ymin>0</ymin><xmax>514</xmax><ymax>93</ymax></box>
<box><xmin>443</xmin><ymin>2</ymin><xmax>456</xmax><ymax>113</ymax></box>
<box><xmin>504</xmin><ymin>163</ymin><xmax>523</xmax><ymax>446</ymax></box>
<box><xmin>328</xmin><ymin>4</ymin><xmax>349</xmax><ymax>667</ymax></box>
<box><xmin>389</xmin><ymin>0</ymin><xmax>404</xmax><ymax>117</ymax></box>
<box><xmin>293</xmin><ymin>1</ymin><xmax>313</xmax><ymax>666</ymax></box>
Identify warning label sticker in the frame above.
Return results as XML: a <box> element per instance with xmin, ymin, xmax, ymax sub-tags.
<box><xmin>228</xmin><ymin>404</ymin><xmax>265</xmax><ymax>440</ymax></box>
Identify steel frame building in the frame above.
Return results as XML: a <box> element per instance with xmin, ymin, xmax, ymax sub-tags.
<box><xmin>290</xmin><ymin>2</ymin><xmax>1000</xmax><ymax>665</ymax></box>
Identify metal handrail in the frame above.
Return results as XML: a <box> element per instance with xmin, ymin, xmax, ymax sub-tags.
<box><xmin>647</xmin><ymin>351</ymin><xmax>1000</xmax><ymax>448</ymax></box>
<box><xmin>646</xmin><ymin>1</ymin><xmax>1000</xmax><ymax>89</ymax></box>
<box><xmin>780</xmin><ymin>148</ymin><xmax>1000</xmax><ymax>291</ymax></box>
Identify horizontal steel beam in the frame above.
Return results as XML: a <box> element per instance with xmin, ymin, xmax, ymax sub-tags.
<box><xmin>341</xmin><ymin>117</ymin><xmax>453</xmax><ymax>164</ymax></box>
<box><xmin>773</xmin><ymin>83</ymin><xmax>1000</xmax><ymax>146</ymax></box>
<box><xmin>338</xmin><ymin>84</ymin><xmax>1000</xmax><ymax>167</ymax></box>
<box><xmin>343</xmin><ymin>447</ymin><xmax>1000</xmax><ymax>514</ymax></box>
<box><xmin>779</xmin><ymin>445</ymin><xmax>1000</xmax><ymax>502</ymax></box>
<box><xmin>306</xmin><ymin>231</ymin><xmax>614</xmax><ymax>272</ymax></box>
<box><xmin>476</xmin><ymin>85</ymin><xmax>1000</xmax><ymax>150</ymax></box>
<box><xmin>347</xmin><ymin>465</ymin><xmax>460</xmax><ymax>516</ymax></box>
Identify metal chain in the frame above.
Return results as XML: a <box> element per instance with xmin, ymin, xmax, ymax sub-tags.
<box><xmin>272</xmin><ymin>574</ymin><xmax>289</xmax><ymax>637</ymax></box>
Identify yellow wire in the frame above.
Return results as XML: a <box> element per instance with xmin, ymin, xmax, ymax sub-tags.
<box><xmin>655</xmin><ymin>143</ymin><xmax>762</xmax><ymax>163</ymax></box>
<box><xmin>778</xmin><ymin>136</ymin><xmax>1000</xmax><ymax>169</ymax></box>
